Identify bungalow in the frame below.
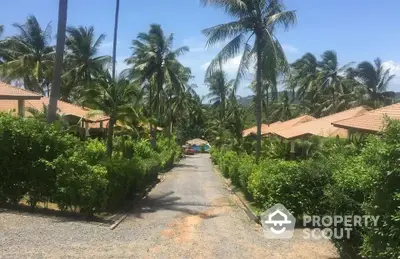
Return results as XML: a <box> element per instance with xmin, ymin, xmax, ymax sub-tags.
<box><xmin>242</xmin><ymin>122</ymin><xmax>282</xmax><ymax>137</ymax></box>
<box><xmin>272</xmin><ymin>106</ymin><xmax>371</xmax><ymax>153</ymax></box>
<box><xmin>0</xmin><ymin>82</ymin><xmax>109</xmax><ymax>136</ymax></box>
<box><xmin>332</xmin><ymin>103</ymin><xmax>400</xmax><ymax>135</ymax></box>
<box><xmin>0</xmin><ymin>81</ymin><xmax>42</xmax><ymax>116</ymax></box>
<box><xmin>274</xmin><ymin>106</ymin><xmax>371</xmax><ymax>140</ymax></box>
<box><xmin>242</xmin><ymin>115</ymin><xmax>315</xmax><ymax>137</ymax></box>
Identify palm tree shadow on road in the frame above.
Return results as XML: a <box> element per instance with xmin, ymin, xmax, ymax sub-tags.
<box><xmin>129</xmin><ymin>191</ymin><xmax>233</xmax><ymax>220</ymax></box>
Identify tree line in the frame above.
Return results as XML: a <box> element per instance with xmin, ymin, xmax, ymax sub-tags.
<box><xmin>0</xmin><ymin>0</ymin><xmax>397</xmax><ymax>162</ymax></box>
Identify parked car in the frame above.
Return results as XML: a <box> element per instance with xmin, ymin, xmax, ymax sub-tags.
<box><xmin>184</xmin><ymin>147</ymin><xmax>195</xmax><ymax>155</ymax></box>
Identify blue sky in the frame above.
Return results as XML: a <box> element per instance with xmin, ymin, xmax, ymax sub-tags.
<box><xmin>2</xmin><ymin>0</ymin><xmax>400</xmax><ymax>97</ymax></box>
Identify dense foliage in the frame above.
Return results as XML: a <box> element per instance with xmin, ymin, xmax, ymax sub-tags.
<box><xmin>211</xmin><ymin>119</ymin><xmax>400</xmax><ymax>259</ymax></box>
<box><xmin>0</xmin><ymin>114</ymin><xmax>181</xmax><ymax>214</ymax></box>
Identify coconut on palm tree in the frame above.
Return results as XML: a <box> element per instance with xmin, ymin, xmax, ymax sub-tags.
<box><xmin>356</xmin><ymin>58</ymin><xmax>395</xmax><ymax>108</ymax></box>
<box><xmin>0</xmin><ymin>15</ymin><xmax>54</xmax><ymax>94</ymax></box>
<box><xmin>125</xmin><ymin>24</ymin><xmax>189</xmax><ymax>149</ymax></box>
<box><xmin>201</xmin><ymin>0</ymin><xmax>296</xmax><ymax>162</ymax></box>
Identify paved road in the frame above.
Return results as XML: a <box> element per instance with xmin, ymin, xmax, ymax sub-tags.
<box><xmin>0</xmin><ymin>154</ymin><xmax>338</xmax><ymax>258</ymax></box>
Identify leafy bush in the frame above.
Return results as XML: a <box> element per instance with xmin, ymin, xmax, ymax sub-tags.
<box><xmin>51</xmin><ymin>154</ymin><xmax>108</xmax><ymax>214</ymax></box>
<box><xmin>359</xmin><ymin>122</ymin><xmax>400</xmax><ymax>259</ymax></box>
<box><xmin>0</xmin><ymin>114</ymin><xmax>182</xmax><ymax>214</ymax></box>
<box><xmin>103</xmin><ymin>157</ymin><xmax>144</xmax><ymax>210</ymax></box>
<box><xmin>211</xmin><ymin>119</ymin><xmax>400</xmax><ymax>259</ymax></box>
<box><xmin>0</xmin><ymin>114</ymin><xmax>79</xmax><ymax>206</ymax></box>
<box><xmin>247</xmin><ymin>159</ymin><xmax>330</xmax><ymax>216</ymax></box>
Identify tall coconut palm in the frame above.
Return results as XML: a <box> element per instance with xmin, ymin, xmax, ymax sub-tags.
<box><xmin>201</xmin><ymin>0</ymin><xmax>296</xmax><ymax>162</ymax></box>
<box><xmin>205</xmin><ymin>70</ymin><xmax>234</xmax><ymax>121</ymax></box>
<box><xmin>270</xmin><ymin>90</ymin><xmax>293</xmax><ymax>121</ymax></box>
<box><xmin>249</xmin><ymin>79</ymin><xmax>278</xmax><ymax>123</ymax></box>
<box><xmin>290</xmin><ymin>53</ymin><xmax>319</xmax><ymax>100</ymax></box>
<box><xmin>164</xmin><ymin>66</ymin><xmax>193</xmax><ymax>135</ymax></box>
<box><xmin>112</xmin><ymin>0</ymin><xmax>120</xmax><ymax>80</ymax></box>
<box><xmin>0</xmin><ymin>15</ymin><xmax>54</xmax><ymax>93</ymax></box>
<box><xmin>126</xmin><ymin>24</ymin><xmax>189</xmax><ymax>149</ymax></box>
<box><xmin>317</xmin><ymin>50</ymin><xmax>353</xmax><ymax>109</ymax></box>
<box><xmin>0</xmin><ymin>25</ymin><xmax>5</xmax><ymax>65</ymax></box>
<box><xmin>63</xmin><ymin>26</ymin><xmax>111</xmax><ymax>99</ymax></box>
<box><xmin>357</xmin><ymin>58</ymin><xmax>395</xmax><ymax>107</ymax></box>
<box><xmin>48</xmin><ymin>0</ymin><xmax>68</xmax><ymax>123</ymax></box>
<box><xmin>84</xmin><ymin>71</ymin><xmax>140</xmax><ymax>157</ymax></box>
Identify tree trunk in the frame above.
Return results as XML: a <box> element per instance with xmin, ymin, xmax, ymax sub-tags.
<box><xmin>48</xmin><ymin>0</ymin><xmax>68</xmax><ymax>123</ymax></box>
<box><xmin>264</xmin><ymin>87</ymin><xmax>269</xmax><ymax>122</ymax></box>
<box><xmin>149</xmin><ymin>84</ymin><xmax>156</xmax><ymax>149</ymax></box>
<box><xmin>111</xmin><ymin>0</ymin><xmax>120</xmax><ymax>81</ymax></box>
<box><xmin>106</xmin><ymin>118</ymin><xmax>116</xmax><ymax>157</ymax></box>
<box><xmin>255</xmin><ymin>34</ymin><xmax>263</xmax><ymax>163</ymax></box>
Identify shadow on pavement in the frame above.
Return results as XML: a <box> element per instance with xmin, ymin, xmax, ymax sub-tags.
<box><xmin>0</xmin><ymin>204</ymin><xmax>113</xmax><ymax>225</ymax></box>
<box><xmin>129</xmin><ymin>191</ymin><xmax>232</xmax><ymax>220</ymax></box>
<box><xmin>173</xmin><ymin>163</ymin><xmax>198</xmax><ymax>169</ymax></box>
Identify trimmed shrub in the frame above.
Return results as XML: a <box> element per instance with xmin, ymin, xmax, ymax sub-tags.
<box><xmin>51</xmin><ymin>154</ymin><xmax>108</xmax><ymax>214</ymax></box>
<box><xmin>0</xmin><ymin>114</ymin><xmax>79</xmax><ymax>206</ymax></box>
<box><xmin>0</xmin><ymin>114</ymin><xmax>182</xmax><ymax>214</ymax></box>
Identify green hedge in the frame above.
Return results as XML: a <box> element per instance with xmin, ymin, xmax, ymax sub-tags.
<box><xmin>211</xmin><ymin>120</ymin><xmax>400</xmax><ymax>259</ymax></box>
<box><xmin>0</xmin><ymin>114</ymin><xmax>181</xmax><ymax>214</ymax></box>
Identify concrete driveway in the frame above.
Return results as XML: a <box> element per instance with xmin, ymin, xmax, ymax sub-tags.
<box><xmin>0</xmin><ymin>154</ymin><xmax>338</xmax><ymax>258</ymax></box>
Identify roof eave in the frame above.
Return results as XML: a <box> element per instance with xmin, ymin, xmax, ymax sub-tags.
<box><xmin>0</xmin><ymin>95</ymin><xmax>42</xmax><ymax>100</ymax></box>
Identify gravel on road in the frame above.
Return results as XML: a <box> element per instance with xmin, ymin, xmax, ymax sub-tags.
<box><xmin>0</xmin><ymin>154</ymin><xmax>338</xmax><ymax>258</ymax></box>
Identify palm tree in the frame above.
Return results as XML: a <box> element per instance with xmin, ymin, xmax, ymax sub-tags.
<box><xmin>205</xmin><ymin>70</ymin><xmax>234</xmax><ymax>121</ymax></box>
<box><xmin>357</xmin><ymin>58</ymin><xmax>395</xmax><ymax>107</ymax></box>
<box><xmin>126</xmin><ymin>24</ymin><xmax>189</xmax><ymax>149</ymax></box>
<box><xmin>48</xmin><ymin>0</ymin><xmax>68</xmax><ymax>123</ymax></box>
<box><xmin>317</xmin><ymin>50</ymin><xmax>353</xmax><ymax>109</ymax></box>
<box><xmin>63</xmin><ymin>26</ymin><xmax>111</xmax><ymax>99</ymax></box>
<box><xmin>290</xmin><ymin>53</ymin><xmax>319</xmax><ymax>101</ymax></box>
<box><xmin>112</xmin><ymin>0</ymin><xmax>120</xmax><ymax>80</ymax></box>
<box><xmin>270</xmin><ymin>90</ymin><xmax>293</xmax><ymax>121</ymax></box>
<box><xmin>0</xmin><ymin>25</ymin><xmax>5</xmax><ymax>65</ymax></box>
<box><xmin>84</xmin><ymin>71</ymin><xmax>140</xmax><ymax>157</ymax></box>
<box><xmin>164</xmin><ymin>66</ymin><xmax>193</xmax><ymax>135</ymax></box>
<box><xmin>0</xmin><ymin>15</ymin><xmax>54</xmax><ymax>94</ymax></box>
<box><xmin>201</xmin><ymin>0</ymin><xmax>296</xmax><ymax>162</ymax></box>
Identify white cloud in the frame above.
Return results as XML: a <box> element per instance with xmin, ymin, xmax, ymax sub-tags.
<box><xmin>282</xmin><ymin>44</ymin><xmax>299</xmax><ymax>54</ymax></box>
<box><xmin>115</xmin><ymin>56</ymin><xmax>129</xmax><ymax>74</ymax></box>
<box><xmin>382</xmin><ymin>61</ymin><xmax>400</xmax><ymax>91</ymax></box>
<box><xmin>223</xmin><ymin>55</ymin><xmax>242</xmax><ymax>74</ymax></box>
<box><xmin>201</xmin><ymin>62</ymin><xmax>211</xmax><ymax>71</ymax></box>
<box><xmin>201</xmin><ymin>56</ymin><xmax>242</xmax><ymax>73</ymax></box>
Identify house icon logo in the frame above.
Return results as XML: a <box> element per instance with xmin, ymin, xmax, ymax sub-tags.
<box><xmin>261</xmin><ymin>203</ymin><xmax>296</xmax><ymax>239</ymax></box>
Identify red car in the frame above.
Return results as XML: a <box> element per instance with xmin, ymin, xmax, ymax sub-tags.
<box><xmin>184</xmin><ymin>147</ymin><xmax>195</xmax><ymax>155</ymax></box>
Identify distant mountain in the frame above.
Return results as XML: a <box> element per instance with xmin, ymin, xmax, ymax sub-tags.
<box><xmin>237</xmin><ymin>95</ymin><xmax>254</xmax><ymax>106</ymax></box>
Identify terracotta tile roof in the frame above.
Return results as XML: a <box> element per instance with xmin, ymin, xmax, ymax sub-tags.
<box><xmin>0</xmin><ymin>82</ymin><xmax>42</xmax><ymax>100</ymax></box>
<box><xmin>0</xmin><ymin>97</ymin><xmax>109</xmax><ymax>123</ymax></box>
<box><xmin>261</xmin><ymin>115</ymin><xmax>315</xmax><ymax>135</ymax></box>
<box><xmin>243</xmin><ymin>122</ymin><xmax>282</xmax><ymax>137</ymax></box>
<box><xmin>332</xmin><ymin>103</ymin><xmax>400</xmax><ymax>133</ymax></box>
<box><xmin>274</xmin><ymin>106</ymin><xmax>371</xmax><ymax>139</ymax></box>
